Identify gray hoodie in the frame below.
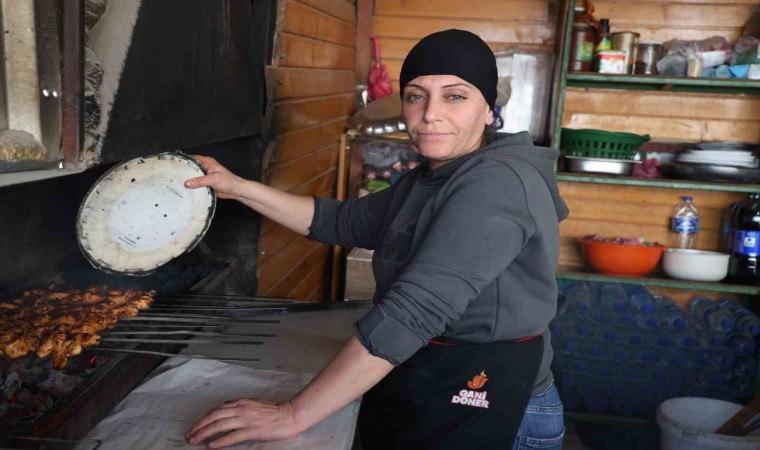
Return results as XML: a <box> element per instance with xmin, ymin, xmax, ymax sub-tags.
<box><xmin>308</xmin><ymin>132</ymin><xmax>569</xmax><ymax>394</ymax></box>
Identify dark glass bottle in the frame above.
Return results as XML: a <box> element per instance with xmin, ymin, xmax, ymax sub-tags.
<box><xmin>718</xmin><ymin>202</ymin><xmax>740</xmax><ymax>253</ymax></box>
<box><xmin>728</xmin><ymin>193</ymin><xmax>760</xmax><ymax>284</ymax></box>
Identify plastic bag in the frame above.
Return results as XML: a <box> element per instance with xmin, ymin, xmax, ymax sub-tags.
<box><xmin>656</xmin><ymin>36</ymin><xmax>731</xmax><ymax>76</ymax></box>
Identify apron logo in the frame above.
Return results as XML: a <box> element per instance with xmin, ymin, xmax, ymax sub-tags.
<box><xmin>451</xmin><ymin>371</ymin><xmax>490</xmax><ymax>409</ymax></box>
<box><xmin>467</xmin><ymin>371</ymin><xmax>489</xmax><ymax>389</ymax></box>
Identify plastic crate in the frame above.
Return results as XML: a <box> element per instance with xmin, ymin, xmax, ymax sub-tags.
<box><xmin>560</xmin><ymin>128</ymin><xmax>651</xmax><ymax>160</ymax></box>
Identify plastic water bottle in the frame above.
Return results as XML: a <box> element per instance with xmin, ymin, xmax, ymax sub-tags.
<box><xmin>634</xmin><ymin>348</ymin><xmax>657</xmax><ymax>365</ymax></box>
<box><xmin>655</xmin><ymin>295</ymin><xmax>686</xmax><ymax>329</ymax></box>
<box><xmin>688</xmin><ymin>296</ymin><xmax>735</xmax><ymax>331</ymax></box>
<box><xmin>599</xmin><ymin>284</ymin><xmax>628</xmax><ymax>311</ymax></box>
<box><xmin>718</xmin><ymin>299</ymin><xmax>760</xmax><ymax>337</ymax></box>
<box><xmin>625</xmin><ymin>285</ymin><xmax>655</xmax><ymax>313</ymax></box>
<box><xmin>651</xmin><ymin>329</ymin><xmax>674</xmax><ymax>348</ymax></box>
<box><xmin>734</xmin><ymin>357</ymin><xmax>758</xmax><ymax>378</ymax></box>
<box><xmin>670</xmin><ymin>196</ymin><xmax>700</xmax><ymax>249</ymax></box>
<box><xmin>673</xmin><ymin>329</ymin><xmax>699</xmax><ymax>349</ymax></box>
<box><xmin>588</xmin><ymin>309</ymin><xmax>609</xmax><ymax>325</ymax></box>
<box><xmin>620</xmin><ymin>328</ymin><xmax>646</xmax><ymax>346</ymax></box>
<box><xmin>634</xmin><ymin>312</ymin><xmax>658</xmax><ymax>330</ymax></box>
<box><xmin>580</xmin><ymin>341</ymin><xmax>609</xmax><ymax>360</ymax></box>
<box><xmin>609</xmin><ymin>310</ymin><xmax>634</xmax><ymax>328</ymax></box>
<box><xmin>565</xmin><ymin>283</ymin><xmax>592</xmax><ymax>315</ymax></box>
<box><xmin>697</xmin><ymin>327</ymin><xmax>726</xmax><ymax>350</ymax></box>
<box><xmin>658</xmin><ymin>349</ymin><xmax>685</xmax><ymax>367</ymax></box>
<box><xmin>688</xmin><ymin>348</ymin><xmax>734</xmax><ymax>369</ymax></box>
<box><xmin>727</xmin><ymin>332</ymin><xmax>757</xmax><ymax>356</ymax></box>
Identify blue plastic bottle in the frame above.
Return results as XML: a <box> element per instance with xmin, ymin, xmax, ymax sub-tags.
<box><xmin>634</xmin><ymin>312</ymin><xmax>659</xmax><ymax>330</ymax></box>
<box><xmin>609</xmin><ymin>310</ymin><xmax>635</xmax><ymax>328</ymax></box>
<box><xmin>673</xmin><ymin>329</ymin><xmax>699</xmax><ymax>349</ymax></box>
<box><xmin>697</xmin><ymin>327</ymin><xmax>727</xmax><ymax>350</ymax></box>
<box><xmin>718</xmin><ymin>299</ymin><xmax>760</xmax><ymax>337</ymax></box>
<box><xmin>625</xmin><ymin>285</ymin><xmax>655</xmax><ymax>312</ymax></box>
<box><xmin>599</xmin><ymin>284</ymin><xmax>628</xmax><ymax>311</ymax></box>
<box><xmin>688</xmin><ymin>296</ymin><xmax>735</xmax><ymax>331</ymax></box>
<box><xmin>734</xmin><ymin>357</ymin><xmax>758</xmax><ymax>377</ymax></box>
<box><xmin>565</xmin><ymin>282</ymin><xmax>593</xmax><ymax>315</ymax></box>
<box><xmin>727</xmin><ymin>332</ymin><xmax>757</xmax><ymax>356</ymax></box>
<box><xmin>655</xmin><ymin>295</ymin><xmax>686</xmax><ymax>329</ymax></box>
<box><xmin>620</xmin><ymin>328</ymin><xmax>646</xmax><ymax>346</ymax></box>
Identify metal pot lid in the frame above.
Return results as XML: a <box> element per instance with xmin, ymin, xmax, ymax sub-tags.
<box><xmin>77</xmin><ymin>152</ymin><xmax>216</xmax><ymax>276</ymax></box>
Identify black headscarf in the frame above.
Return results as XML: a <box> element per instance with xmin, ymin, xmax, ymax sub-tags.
<box><xmin>399</xmin><ymin>29</ymin><xmax>497</xmax><ymax>110</ymax></box>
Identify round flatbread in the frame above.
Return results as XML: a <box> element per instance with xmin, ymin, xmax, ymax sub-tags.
<box><xmin>77</xmin><ymin>152</ymin><xmax>216</xmax><ymax>276</ymax></box>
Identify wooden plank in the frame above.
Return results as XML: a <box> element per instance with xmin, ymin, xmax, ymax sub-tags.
<box><xmin>266</xmin><ymin>244</ymin><xmax>328</xmax><ymax>297</ymax></box>
<box><xmin>257</xmin><ymin>237</ymin><xmax>321</xmax><ymax>294</ymax></box>
<box><xmin>260</xmin><ymin>217</ymin><xmax>277</xmax><ymax>237</ymax></box>
<box><xmin>306</xmin><ymin>281</ymin><xmax>326</xmax><ymax>301</ymax></box>
<box><xmin>276</xmin><ymin>246</ymin><xmax>330</xmax><ymax>297</ymax></box>
<box><xmin>593</xmin><ymin>3</ymin><xmax>756</xmax><ymax>27</ymax></box>
<box><xmin>558</xmin><ymin>181</ymin><xmax>746</xmax><ymax>208</ymax></box>
<box><xmin>269</xmin><ymin>144</ymin><xmax>340</xmax><ymax>191</ymax></box>
<box><xmin>257</xmin><ymin>223</ymin><xmax>299</xmax><ymax>266</ymax></box>
<box><xmin>604</xmin><ymin>26</ymin><xmax>743</xmax><ymax>44</ymax></box>
<box><xmin>273</xmin><ymin>118</ymin><xmax>346</xmax><ymax>164</ymax></box>
<box><xmin>564</xmin><ymin>89</ymin><xmax>760</xmax><ymax>122</ymax></box>
<box><xmin>620</xmin><ymin>0</ymin><xmax>759</xmax><ymax>4</ymax></box>
<box><xmin>296</xmin><ymin>0</ymin><xmax>355</xmax><ymax>24</ymax></box>
<box><xmin>268</xmin><ymin>67</ymin><xmax>355</xmax><ymax>99</ymax></box>
<box><xmin>283</xmin><ymin>0</ymin><xmax>356</xmax><ymax>47</ymax></box>
<box><xmin>373</xmin><ymin>16</ymin><xmax>556</xmax><ymax>45</ymax></box>
<box><xmin>272</xmin><ymin>93</ymin><xmax>355</xmax><ymax>134</ymax></box>
<box><xmin>277</xmin><ymin>33</ymin><xmax>355</xmax><ymax>69</ymax></box>
<box><xmin>355</xmin><ymin>0</ymin><xmax>373</xmax><ymax>84</ymax></box>
<box><xmin>563</xmin><ymin>199</ymin><xmax>724</xmax><ymax>230</ymax></box>
<box><xmin>380</xmin><ymin>37</ymin><xmax>550</xmax><ymax>60</ymax></box>
<box><xmin>375</xmin><ymin>0</ymin><xmax>550</xmax><ymax>21</ymax></box>
<box><xmin>291</xmin><ymin>167</ymin><xmax>338</xmax><ymax>195</ymax></box>
<box><xmin>561</xmin><ymin>112</ymin><xmax>760</xmax><ymax>143</ymax></box>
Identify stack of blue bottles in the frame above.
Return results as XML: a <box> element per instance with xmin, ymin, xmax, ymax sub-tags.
<box><xmin>550</xmin><ymin>281</ymin><xmax>759</xmax><ymax>420</ymax></box>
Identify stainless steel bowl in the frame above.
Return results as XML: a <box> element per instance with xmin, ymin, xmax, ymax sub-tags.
<box><xmin>564</xmin><ymin>155</ymin><xmax>641</xmax><ymax>176</ymax></box>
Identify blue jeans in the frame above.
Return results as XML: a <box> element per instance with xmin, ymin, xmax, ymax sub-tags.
<box><xmin>512</xmin><ymin>383</ymin><xmax>565</xmax><ymax>450</ymax></box>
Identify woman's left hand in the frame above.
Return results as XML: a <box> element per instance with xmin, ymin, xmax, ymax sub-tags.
<box><xmin>187</xmin><ymin>399</ymin><xmax>301</xmax><ymax>448</ymax></box>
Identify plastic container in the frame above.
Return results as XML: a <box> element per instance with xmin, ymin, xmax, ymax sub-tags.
<box><xmin>662</xmin><ymin>249</ymin><xmax>730</xmax><ymax>282</ymax></box>
<box><xmin>560</xmin><ymin>128</ymin><xmax>651</xmax><ymax>160</ymax></box>
<box><xmin>634</xmin><ymin>41</ymin><xmax>664</xmax><ymax>75</ymax></box>
<box><xmin>657</xmin><ymin>397</ymin><xmax>760</xmax><ymax>450</ymax></box>
<box><xmin>655</xmin><ymin>295</ymin><xmax>686</xmax><ymax>328</ymax></box>
<box><xmin>689</xmin><ymin>296</ymin><xmax>735</xmax><ymax>332</ymax></box>
<box><xmin>580</xmin><ymin>238</ymin><xmax>666</xmax><ymax>277</ymax></box>
<box><xmin>626</xmin><ymin>285</ymin><xmax>656</xmax><ymax>312</ymax></box>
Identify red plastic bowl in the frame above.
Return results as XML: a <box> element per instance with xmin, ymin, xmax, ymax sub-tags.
<box><xmin>579</xmin><ymin>239</ymin><xmax>666</xmax><ymax>277</ymax></box>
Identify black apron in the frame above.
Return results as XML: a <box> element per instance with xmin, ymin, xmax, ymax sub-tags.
<box><xmin>358</xmin><ymin>334</ymin><xmax>543</xmax><ymax>450</ymax></box>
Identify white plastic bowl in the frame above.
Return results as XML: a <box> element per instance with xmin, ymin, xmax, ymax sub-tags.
<box><xmin>662</xmin><ymin>249</ymin><xmax>730</xmax><ymax>282</ymax></box>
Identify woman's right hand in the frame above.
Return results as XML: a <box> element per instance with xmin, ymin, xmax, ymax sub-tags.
<box><xmin>184</xmin><ymin>155</ymin><xmax>245</xmax><ymax>200</ymax></box>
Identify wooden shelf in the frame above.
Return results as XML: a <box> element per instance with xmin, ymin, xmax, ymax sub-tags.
<box><xmin>566</xmin><ymin>73</ymin><xmax>760</xmax><ymax>95</ymax></box>
<box><xmin>557</xmin><ymin>172</ymin><xmax>760</xmax><ymax>193</ymax></box>
<box><xmin>556</xmin><ymin>266</ymin><xmax>760</xmax><ymax>295</ymax></box>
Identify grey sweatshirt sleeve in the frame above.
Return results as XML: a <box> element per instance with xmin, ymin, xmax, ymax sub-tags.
<box><xmin>307</xmin><ymin>183</ymin><xmax>397</xmax><ymax>249</ymax></box>
<box><xmin>354</xmin><ymin>161</ymin><xmax>537</xmax><ymax>365</ymax></box>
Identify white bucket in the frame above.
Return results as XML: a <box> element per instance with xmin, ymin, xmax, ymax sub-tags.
<box><xmin>657</xmin><ymin>397</ymin><xmax>760</xmax><ymax>450</ymax></box>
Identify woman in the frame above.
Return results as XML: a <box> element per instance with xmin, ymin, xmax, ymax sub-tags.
<box><xmin>186</xmin><ymin>29</ymin><xmax>568</xmax><ymax>449</ymax></box>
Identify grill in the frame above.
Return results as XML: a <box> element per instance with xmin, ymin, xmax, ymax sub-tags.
<box><xmin>0</xmin><ymin>286</ymin><xmax>291</xmax><ymax>449</ymax></box>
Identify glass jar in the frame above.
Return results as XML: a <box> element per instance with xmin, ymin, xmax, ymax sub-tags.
<box><xmin>634</xmin><ymin>41</ymin><xmax>664</xmax><ymax>75</ymax></box>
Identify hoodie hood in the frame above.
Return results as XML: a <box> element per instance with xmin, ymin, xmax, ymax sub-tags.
<box><xmin>482</xmin><ymin>131</ymin><xmax>569</xmax><ymax>222</ymax></box>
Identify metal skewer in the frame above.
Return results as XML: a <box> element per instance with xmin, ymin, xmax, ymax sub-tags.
<box><xmin>138</xmin><ymin>312</ymin><xmax>282</xmax><ymax>319</ymax></box>
<box><xmin>88</xmin><ymin>347</ymin><xmax>260</xmax><ymax>362</ymax></box>
<box><xmin>99</xmin><ymin>338</ymin><xmax>264</xmax><ymax>345</ymax></box>
<box><xmin>102</xmin><ymin>330</ymin><xmax>276</xmax><ymax>337</ymax></box>
<box><xmin>122</xmin><ymin>316</ymin><xmax>279</xmax><ymax>324</ymax></box>
<box><xmin>148</xmin><ymin>306</ymin><xmax>286</xmax><ymax>312</ymax></box>
<box><xmin>157</xmin><ymin>293</ymin><xmax>294</xmax><ymax>303</ymax></box>
<box><xmin>111</xmin><ymin>323</ymin><xmax>224</xmax><ymax>330</ymax></box>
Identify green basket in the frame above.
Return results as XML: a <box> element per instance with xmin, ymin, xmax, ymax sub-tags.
<box><xmin>560</xmin><ymin>128</ymin><xmax>651</xmax><ymax>160</ymax></box>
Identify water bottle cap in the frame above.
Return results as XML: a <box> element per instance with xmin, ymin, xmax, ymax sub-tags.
<box><xmin>594</xmin><ymin>311</ymin><xmax>607</xmax><ymax>321</ymax></box>
<box><xmin>722</xmin><ymin>319</ymin><xmax>735</xmax><ymax>329</ymax></box>
<box><xmin>642</xmin><ymin>304</ymin><xmax>654</xmax><ymax>313</ymax></box>
<box><xmin>751</xmin><ymin>325</ymin><xmax>760</xmax><ymax>336</ymax></box>
<box><xmin>657</xmin><ymin>337</ymin><xmax>669</xmax><ymax>347</ymax></box>
<box><xmin>674</xmin><ymin>319</ymin><xmax>685</xmax><ymax>328</ymax></box>
<box><xmin>614</xmin><ymin>303</ymin><xmax>625</xmax><ymax>312</ymax></box>
<box><xmin>578</xmin><ymin>324</ymin><xmax>591</xmax><ymax>335</ymax></box>
<box><xmin>631</xmin><ymin>336</ymin><xmax>642</xmax><ymax>345</ymax></box>
<box><xmin>682</xmin><ymin>196</ymin><xmax>692</xmax><ymax>202</ymax></box>
<box><xmin>647</xmin><ymin>318</ymin><xmax>657</xmax><ymax>328</ymax></box>
<box><xmin>684</xmin><ymin>337</ymin><xmax>696</xmax><ymax>347</ymax></box>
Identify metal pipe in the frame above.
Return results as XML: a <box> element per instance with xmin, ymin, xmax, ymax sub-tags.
<box><xmin>88</xmin><ymin>347</ymin><xmax>260</xmax><ymax>362</ymax></box>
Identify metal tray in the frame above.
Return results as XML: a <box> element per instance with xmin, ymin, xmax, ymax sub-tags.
<box><xmin>665</xmin><ymin>163</ymin><xmax>760</xmax><ymax>184</ymax></box>
<box><xmin>564</xmin><ymin>155</ymin><xmax>641</xmax><ymax>176</ymax></box>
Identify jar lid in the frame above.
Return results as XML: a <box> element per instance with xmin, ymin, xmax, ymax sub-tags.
<box><xmin>638</xmin><ymin>40</ymin><xmax>663</xmax><ymax>46</ymax></box>
<box><xmin>76</xmin><ymin>152</ymin><xmax>216</xmax><ymax>276</ymax></box>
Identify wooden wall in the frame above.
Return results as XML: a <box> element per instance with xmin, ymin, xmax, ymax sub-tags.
<box><xmin>563</xmin><ymin>0</ymin><xmax>760</xmax><ymax>143</ymax></box>
<box><xmin>256</xmin><ymin>0</ymin><xmax>357</xmax><ymax>301</ymax></box>
<box><xmin>372</xmin><ymin>0</ymin><xmax>559</xmax><ymax>86</ymax></box>
<box><xmin>560</xmin><ymin>0</ymin><xmax>760</xmax><ymax>269</ymax></box>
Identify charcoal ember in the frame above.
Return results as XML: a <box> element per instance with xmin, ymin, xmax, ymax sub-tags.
<box><xmin>37</xmin><ymin>370</ymin><xmax>83</xmax><ymax>397</ymax></box>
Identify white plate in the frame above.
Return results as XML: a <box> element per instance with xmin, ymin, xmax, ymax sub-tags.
<box><xmin>77</xmin><ymin>152</ymin><xmax>216</xmax><ymax>276</ymax></box>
